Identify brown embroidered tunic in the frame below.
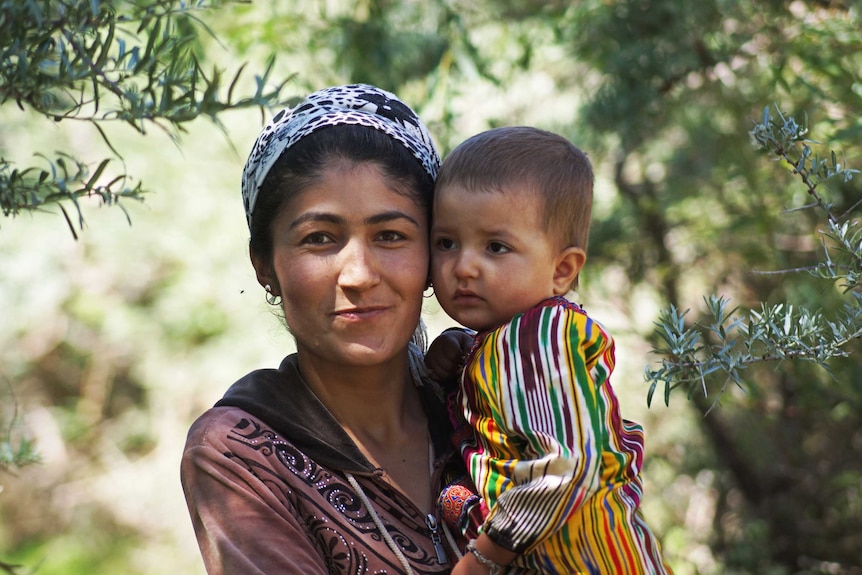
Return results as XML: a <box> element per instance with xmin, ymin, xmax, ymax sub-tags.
<box><xmin>181</xmin><ymin>354</ymin><xmax>464</xmax><ymax>574</ymax></box>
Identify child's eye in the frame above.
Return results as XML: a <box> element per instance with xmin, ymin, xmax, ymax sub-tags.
<box><xmin>435</xmin><ymin>238</ymin><xmax>457</xmax><ymax>251</ymax></box>
<box><xmin>488</xmin><ymin>241</ymin><xmax>510</xmax><ymax>254</ymax></box>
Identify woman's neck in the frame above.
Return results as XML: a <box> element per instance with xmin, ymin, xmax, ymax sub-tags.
<box><xmin>296</xmin><ymin>352</ymin><xmax>420</xmax><ymax>444</ymax></box>
<box><xmin>296</xmin><ymin>350</ymin><xmax>433</xmax><ymax>513</ymax></box>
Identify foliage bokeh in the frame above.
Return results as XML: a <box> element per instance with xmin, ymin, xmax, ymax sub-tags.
<box><xmin>2</xmin><ymin>1</ymin><xmax>861</xmax><ymax>573</ymax></box>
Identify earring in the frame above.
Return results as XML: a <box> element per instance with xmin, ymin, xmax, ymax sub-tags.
<box><xmin>423</xmin><ymin>284</ymin><xmax>435</xmax><ymax>299</ymax></box>
<box><xmin>265</xmin><ymin>284</ymin><xmax>281</xmax><ymax>306</ymax></box>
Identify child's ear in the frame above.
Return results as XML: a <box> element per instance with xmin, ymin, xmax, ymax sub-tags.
<box><xmin>553</xmin><ymin>247</ymin><xmax>586</xmax><ymax>295</ymax></box>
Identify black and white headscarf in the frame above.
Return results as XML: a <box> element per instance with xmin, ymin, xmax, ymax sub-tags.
<box><xmin>241</xmin><ymin>83</ymin><xmax>441</xmax><ymax>229</ymax></box>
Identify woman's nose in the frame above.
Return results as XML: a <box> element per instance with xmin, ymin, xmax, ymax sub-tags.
<box><xmin>337</xmin><ymin>240</ymin><xmax>380</xmax><ymax>289</ymax></box>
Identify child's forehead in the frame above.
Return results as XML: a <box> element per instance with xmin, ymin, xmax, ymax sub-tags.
<box><xmin>436</xmin><ymin>183</ymin><xmax>548</xmax><ymax>227</ymax></box>
<box><xmin>439</xmin><ymin>180</ymin><xmax>542</xmax><ymax>203</ymax></box>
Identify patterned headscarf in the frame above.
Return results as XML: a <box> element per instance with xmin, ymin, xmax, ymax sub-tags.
<box><xmin>241</xmin><ymin>83</ymin><xmax>441</xmax><ymax>229</ymax></box>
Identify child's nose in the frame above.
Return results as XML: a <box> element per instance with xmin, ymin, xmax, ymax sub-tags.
<box><xmin>452</xmin><ymin>251</ymin><xmax>479</xmax><ymax>279</ymax></box>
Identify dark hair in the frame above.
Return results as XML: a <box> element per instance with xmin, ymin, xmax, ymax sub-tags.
<box><xmin>249</xmin><ymin>124</ymin><xmax>435</xmax><ymax>263</ymax></box>
<box><xmin>435</xmin><ymin>126</ymin><xmax>594</xmax><ymax>253</ymax></box>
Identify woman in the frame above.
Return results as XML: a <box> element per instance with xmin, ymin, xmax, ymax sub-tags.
<box><xmin>181</xmin><ymin>84</ymin><xmax>466</xmax><ymax>574</ymax></box>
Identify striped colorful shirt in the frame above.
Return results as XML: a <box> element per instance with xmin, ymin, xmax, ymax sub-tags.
<box><xmin>455</xmin><ymin>297</ymin><xmax>671</xmax><ymax>574</ymax></box>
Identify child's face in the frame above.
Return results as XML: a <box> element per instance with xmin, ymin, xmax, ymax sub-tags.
<box><xmin>431</xmin><ymin>184</ymin><xmax>583</xmax><ymax>332</ymax></box>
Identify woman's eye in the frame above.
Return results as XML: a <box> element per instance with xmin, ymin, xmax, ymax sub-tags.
<box><xmin>488</xmin><ymin>242</ymin><xmax>510</xmax><ymax>254</ymax></box>
<box><xmin>378</xmin><ymin>230</ymin><xmax>405</xmax><ymax>242</ymax></box>
<box><xmin>301</xmin><ymin>232</ymin><xmax>333</xmax><ymax>245</ymax></box>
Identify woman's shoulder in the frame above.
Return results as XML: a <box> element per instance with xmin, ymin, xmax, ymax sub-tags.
<box><xmin>180</xmin><ymin>407</ymin><xmax>304</xmax><ymax>484</ymax></box>
<box><xmin>184</xmin><ymin>405</ymin><xmax>270</xmax><ymax>451</ymax></box>
<box><xmin>181</xmin><ymin>405</ymin><xmax>336</xmax><ymax>495</ymax></box>
<box><xmin>183</xmin><ymin>355</ymin><xmax>300</xmax><ymax>451</ymax></box>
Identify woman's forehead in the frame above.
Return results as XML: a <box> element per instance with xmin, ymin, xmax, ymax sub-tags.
<box><xmin>282</xmin><ymin>162</ymin><xmax>427</xmax><ymax>224</ymax></box>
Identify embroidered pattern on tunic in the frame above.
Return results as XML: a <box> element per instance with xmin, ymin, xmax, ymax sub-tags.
<box><xmin>224</xmin><ymin>417</ymin><xmax>445</xmax><ymax>574</ymax></box>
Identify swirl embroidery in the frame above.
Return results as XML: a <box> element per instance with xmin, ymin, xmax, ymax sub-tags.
<box><xmin>223</xmin><ymin>417</ymin><xmax>443</xmax><ymax>574</ymax></box>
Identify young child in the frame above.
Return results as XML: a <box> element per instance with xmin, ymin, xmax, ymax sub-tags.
<box><xmin>428</xmin><ymin>126</ymin><xmax>672</xmax><ymax>574</ymax></box>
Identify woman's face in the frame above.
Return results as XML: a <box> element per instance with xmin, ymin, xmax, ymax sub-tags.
<box><xmin>258</xmin><ymin>160</ymin><xmax>429</xmax><ymax>370</ymax></box>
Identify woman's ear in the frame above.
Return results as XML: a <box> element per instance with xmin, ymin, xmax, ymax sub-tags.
<box><xmin>553</xmin><ymin>247</ymin><xmax>586</xmax><ymax>295</ymax></box>
<box><xmin>249</xmin><ymin>245</ymin><xmax>278</xmax><ymax>294</ymax></box>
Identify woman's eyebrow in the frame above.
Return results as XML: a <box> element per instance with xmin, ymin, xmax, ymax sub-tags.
<box><xmin>289</xmin><ymin>210</ymin><xmax>420</xmax><ymax>229</ymax></box>
<box><xmin>365</xmin><ymin>210</ymin><xmax>420</xmax><ymax>227</ymax></box>
<box><xmin>289</xmin><ymin>212</ymin><xmax>343</xmax><ymax>229</ymax></box>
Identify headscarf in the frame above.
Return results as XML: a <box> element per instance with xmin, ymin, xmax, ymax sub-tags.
<box><xmin>241</xmin><ymin>83</ymin><xmax>441</xmax><ymax>229</ymax></box>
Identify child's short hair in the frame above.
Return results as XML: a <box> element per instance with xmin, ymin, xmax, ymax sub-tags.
<box><xmin>436</xmin><ymin>126</ymin><xmax>594</xmax><ymax>254</ymax></box>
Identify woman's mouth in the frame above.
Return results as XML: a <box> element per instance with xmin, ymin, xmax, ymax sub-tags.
<box><xmin>333</xmin><ymin>306</ymin><xmax>388</xmax><ymax>320</ymax></box>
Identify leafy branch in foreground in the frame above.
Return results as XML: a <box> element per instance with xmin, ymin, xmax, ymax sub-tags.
<box><xmin>646</xmin><ymin>294</ymin><xmax>862</xmax><ymax>409</ymax></box>
<box><xmin>0</xmin><ymin>0</ymin><xmax>291</xmax><ymax>236</ymax></box>
<box><xmin>646</xmin><ymin>106</ymin><xmax>862</xmax><ymax>407</ymax></box>
<box><xmin>0</xmin><ymin>153</ymin><xmax>142</xmax><ymax>239</ymax></box>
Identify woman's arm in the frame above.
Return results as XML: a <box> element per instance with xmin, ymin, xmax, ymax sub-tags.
<box><xmin>181</xmin><ymin>409</ymin><xmax>328</xmax><ymax>575</ymax></box>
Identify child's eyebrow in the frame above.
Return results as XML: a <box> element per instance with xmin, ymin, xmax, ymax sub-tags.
<box><xmin>429</xmin><ymin>223</ymin><xmax>457</xmax><ymax>235</ymax></box>
<box><xmin>481</xmin><ymin>226</ymin><xmax>518</xmax><ymax>238</ymax></box>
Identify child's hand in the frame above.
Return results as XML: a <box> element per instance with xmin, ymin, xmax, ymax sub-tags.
<box><xmin>425</xmin><ymin>329</ymin><xmax>474</xmax><ymax>383</ymax></box>
<box><xmin>451</xmin><ymin>535</ymin><xmax>516</xmax><ymax>575</ymax></box>
<box><xmin>450</xmin><ymin>554</ymin><xmax>491</xmax><ymax>575</ymax></box>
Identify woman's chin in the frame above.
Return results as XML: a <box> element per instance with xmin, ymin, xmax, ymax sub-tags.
<box><xmin>299</xmin><ymin>339</ymin><xmax>407</xmax><ymax>369</ymax></box>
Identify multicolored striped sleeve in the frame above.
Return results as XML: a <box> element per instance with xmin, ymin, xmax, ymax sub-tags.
<box><xmin>461</xmin><ymin>301</ymin><xmax>614</xmax><ymax>554</ymax></box>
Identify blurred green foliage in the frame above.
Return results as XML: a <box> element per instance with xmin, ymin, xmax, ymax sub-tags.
<box><xmin>647</xmin><ymin>107</ymin><xmax>862</xmax><ymax>407</ymax></box>
<box><xmin>0</xmin><ymin>389</ymin><xmax>40</xmax><ymax>472</ymax></box>
<box><xmin>2</xmin><ymin>0</ymin><xmax>861</xmax><ymax>573</ymax></box>
<box><xmin>0</xmin><ymin>0</ymin><xmax>291</xmax><ymax>237</ymax></box>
